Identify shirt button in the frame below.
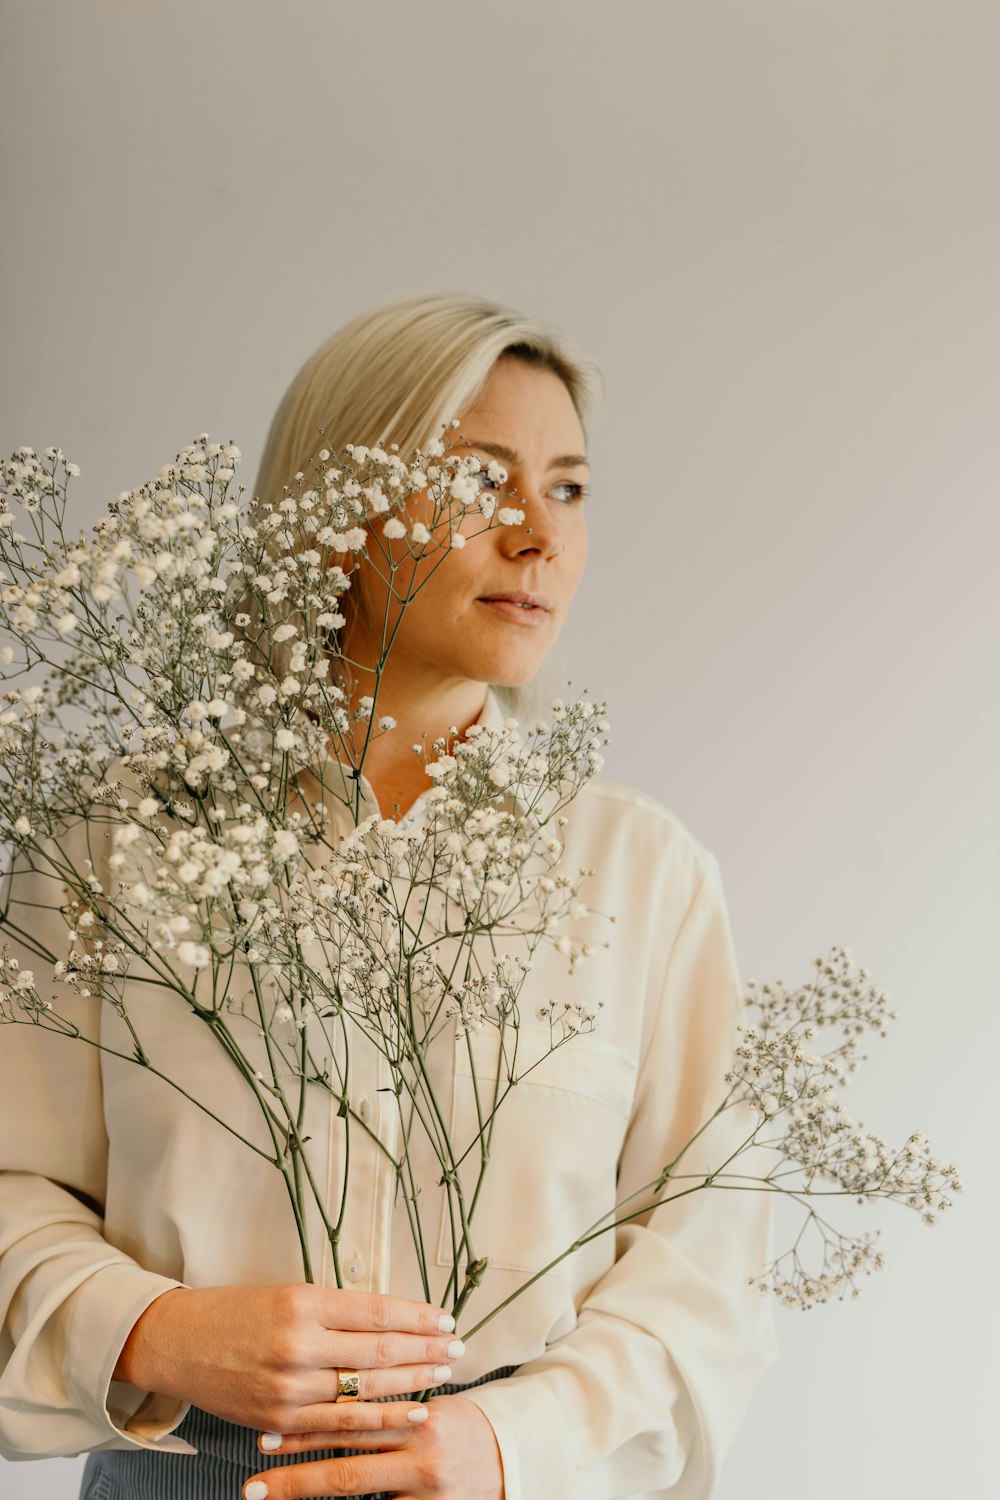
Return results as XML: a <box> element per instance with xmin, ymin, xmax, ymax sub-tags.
<box><xmin>358</xmin><ymin>1096</ymin><xmax>373</xmax><ymax>1124</ymax></box>
<box><xmin>347</xmin><ymin>1254</ymin><xmax>366</xmax><ymax>1282</ymax></box>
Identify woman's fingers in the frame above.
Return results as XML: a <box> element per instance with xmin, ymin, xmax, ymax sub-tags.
<box><xmin>353</xmin><ymin>1359</ymin><xmax>453</xmax><ymax>1400</ymax></box>
<box><xmin>355</xmin><ymin>1362</ymin><xmax>452</xmax><ymax>1404</ymax></box>
<box><xmin>318</xmin><ymin>1289</ymin><xmax>454</xmax><ymax>1336</ymax></box>
<box><xmin>260</xmin><ymin>1397</ymin><xmax>430</xmax><ymax>1443</ymax></box>
<box><xmin>243</xmin><ymin>1449</ymin><xmax>411</xmax><ymax>1500</ymax></box>
<box><xmin>257</xmin><ymin>1419</ymin><xmax>421</xmax><ymax>1455</ymax></box>
<box><xmin>293</xmin><ymin>1358</ymin><xmax>452</xmax><ymax>1414</ymax></box>
<box><xmin>318</xmin><ymin>1328</ymin><xmax>465</xmax><ymax>1373</ymax></box>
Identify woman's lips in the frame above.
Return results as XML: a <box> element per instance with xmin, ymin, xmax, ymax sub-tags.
<box><xmin>476</xmin><ymin>598</ymin><xmax>551</xmax><ymax>625</ymax></box>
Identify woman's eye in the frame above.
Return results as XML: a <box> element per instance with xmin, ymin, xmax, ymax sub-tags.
<box><xmin>474</xmin><ymin>471</ymin><xmax>589</xmax><ymax>504</ymax></box>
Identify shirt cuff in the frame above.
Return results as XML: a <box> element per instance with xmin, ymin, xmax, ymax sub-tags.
<box><xmin>66</xmin><ymin>1263</ymin><xmax>196</xmax><ymax>1452</ymax></box>
<box><xmin>460</xmin><ymin>1374</ymin><xmax>570</xmax><ymax>1500</ymax></box>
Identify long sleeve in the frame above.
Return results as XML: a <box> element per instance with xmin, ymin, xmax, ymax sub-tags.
<box><xmin>0</xmin><ymin>828</ymin><xmax>191</xmax><ymax>1460</ymax></box>
<box><xmin>462</xmin><ymin>850</ymin><xmax>778</xmax><ymax>1500</ymax></box>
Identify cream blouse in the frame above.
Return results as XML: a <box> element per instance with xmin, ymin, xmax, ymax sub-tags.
<box><xmin>0</xmin><ymin>685</ymin><xmax>777</xmax><ymax>1499</ymax></box>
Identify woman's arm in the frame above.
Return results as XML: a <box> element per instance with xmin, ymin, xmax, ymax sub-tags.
<box><xmin>457</xmin><ymin>850</ymin><xmax>778</xmax><ymax>1500</ymax></box>
<box><xmin>0</xmin><ymin>830</ymin><xmax>193</xmax><ymax>1458</ymax></box>
<box><xmin>0</xmin><ymin>1174</ymin><xmax>191</xmax><ymax>1459</ymax></box>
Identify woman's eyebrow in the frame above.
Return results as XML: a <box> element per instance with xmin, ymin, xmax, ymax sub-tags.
<box><xmin>461</xmin><ymin>438</ymin><xmax>590</xmax><ymax>471</ymax></box>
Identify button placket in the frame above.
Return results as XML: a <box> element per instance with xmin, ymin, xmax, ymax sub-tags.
<box><xmin>347</xmin><ymin>1027</ymin><xmax>382</xmax><ymax>1292</ymax></box>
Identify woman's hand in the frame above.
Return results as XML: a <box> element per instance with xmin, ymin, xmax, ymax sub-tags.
<box><xmin>113</xmin><ymin>1283</ymin><xmax>463</xmax><ymax>1434</ymax></box>
<box><xmin>242</xmin><ymin>1393</ymin><xmax>505</xmax><ymax>1499</ymax></box>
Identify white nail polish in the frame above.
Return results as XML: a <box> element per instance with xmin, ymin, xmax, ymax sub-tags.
<box><xmin>447</xmin><ymin>1339</ymin><xmax>466</xmax><ymax>1358</ymax></box>
<box><xmin>259</xmin><ymin>1432</ymin><xmax>283</xmax><ymax>1451</ymax></box>
<box><xmin>433</xmin><ymin>1364</ymin><xmax>452</xmax><ymax>1382</ymax></box>
<box><xmin>437</xmin><ymin>1313</ymin><xmax>455</xmax><ymax>1333</ymax></box>
<box><xmin>245</xmin><ymin>1482</ymin><xmax>269</xmax><ymax>1500</ymax></box>
<box><xmin>408</xmin><ymin>1407</ymin><xmax>429</xmax><ymax>1423</ymax></box>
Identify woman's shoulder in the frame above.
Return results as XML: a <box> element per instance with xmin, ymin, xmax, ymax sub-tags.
<box><xmin>562</xmin><ymin>772</ymin><xmax>716</xmax><ymax>897</ymax></box>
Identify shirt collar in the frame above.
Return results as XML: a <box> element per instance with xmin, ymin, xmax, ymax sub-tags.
<box><xmin>475</xmin><ymin>681</ymin><xmax>513</xmax><ymax>735</ymax></box>
<box><xmin>298</xmin><ymin>683</ymin><xmax>542</xmax><ymax>828</ymax></box>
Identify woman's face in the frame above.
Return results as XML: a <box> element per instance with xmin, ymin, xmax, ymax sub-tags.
<box><xmin>343</xmin><ymin>357</ymin><xmax>590</xmax><ymax>692</ymax></box>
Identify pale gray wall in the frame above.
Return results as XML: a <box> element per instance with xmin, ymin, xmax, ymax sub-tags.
<box><xmin>1</xmin><ymin>1</ymin><xmax>996</xmax><ymax>1496</ymax></box>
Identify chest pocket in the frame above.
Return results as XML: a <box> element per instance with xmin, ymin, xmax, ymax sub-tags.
<box><xmin>436</xmin><ymin>1023</ymin><xmax>637</xmax><ymax>1277</ymax></box>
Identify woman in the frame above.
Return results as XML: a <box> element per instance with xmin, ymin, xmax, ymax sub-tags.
<box><xmin>0</xmin><ymin>292</ymin><xmax>777</xmax><ymax>1499</ymax></box>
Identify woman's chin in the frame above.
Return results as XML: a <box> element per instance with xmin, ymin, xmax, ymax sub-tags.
<box><xmin>471</xmin><ymin>647</ymin><xmax>549</xmax><ymax>689</ymax></box>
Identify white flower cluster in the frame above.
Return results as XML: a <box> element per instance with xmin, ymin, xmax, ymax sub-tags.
<box><xmin>0</xmin><ymin>954</ymin><xmax>48</xmax><ymax>1019</ymax></box>
<box><xmin>98</xmin><ymin>793</ymin><xmax>327</xmax><ymax>982</ymax></box>
<box><xmin>748</xmin><ymin>1222</ymin><xmax>889</xmax><ymax>1309</ymax></box>
<box><xmin>723</xmin><ymin>944</ymin><xmax>963</xmax><ymax>1308</ymax></box>
<box><xmin>410</xmin><ymin>702</ymin><xmax>609</xmax><ymax>937</ymax></box>
<box><xmin>235</xmin><ymin>701</ymin><xmax>610</xmax><ymax>1055</ymax></box>
<box><xmin>0</xmin><ymin>890</ymin><xmax>131</xmax><ymax>1017</ymax></box>
<box><xmin>444</xmin><ymin>955</ymin><xmax>532</xmax><ymax>1035</ymax></box>
<box><xmin>534</xmin><ymin>992</ymin><xmax>605</xmax><ymax>1040</ymax></box>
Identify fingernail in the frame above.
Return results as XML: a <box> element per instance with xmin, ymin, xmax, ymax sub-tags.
<box><xmin>259</xmin><ymin>1432</ymin><xmax>283</xmax><ymax>1451</ymax></box>
<box><xmin>407</xmin><ymin>1406</ymin><xmax>429</xmax><ymax>1423</ymax></box>
<box><xmin>437</xmin><ymin>1313</ymin><xmax>455</xmax><ymax>1332</ymax></box>
<box><xmin>245</xmin><ymin>1483</ymin><xmax>269</xmax><ymax>1500</ymax></box>
<box><xmin>433</xmin><ymin>1364</ymin><xmax>452</xmax><ymax>1382</ymax></box>
<box><xmin>447</xmin><ymin>1339</ymin><xmax>466</xmax><ymax>1359</ymax></box>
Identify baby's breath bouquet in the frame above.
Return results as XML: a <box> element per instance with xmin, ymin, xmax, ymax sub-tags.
<box><xmin>0</xmin><ymin>434</ymin><xmax>961</xmax><ymax>1348</ymax></box>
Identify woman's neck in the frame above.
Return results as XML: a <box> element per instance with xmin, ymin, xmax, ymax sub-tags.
<box><xmin>335</xmin><ymin>660</ymin><xmax>490</xmax><ymax>820</ymax></box>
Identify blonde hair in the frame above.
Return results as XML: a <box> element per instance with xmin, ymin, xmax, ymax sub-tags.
<box><xmin>252</xmin><ymin>291</ymin><xmax>606</xmax><ymax>718</ymax></box>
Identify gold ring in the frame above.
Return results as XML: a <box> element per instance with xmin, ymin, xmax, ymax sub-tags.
<box><xmin>336</xmin><ymin>1368</ymin><xmax>361</xmax><ymax>1403</ymax></box>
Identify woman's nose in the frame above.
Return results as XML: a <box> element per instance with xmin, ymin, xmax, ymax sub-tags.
<box><xmin>521</xmin><ymin>525</ymin><xmax>565</xmax><ymax>558</ymax></box>
<box><xmin>505</xmin><ymin>492</ymin><xmax>563</xmax><ymax>557</ymax></box>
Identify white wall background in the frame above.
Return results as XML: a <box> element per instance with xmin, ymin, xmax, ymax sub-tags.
<box><xmin>1</xmin><ymin>1</ymin><xmax>997</xmax><ymax>1496</ymax></box>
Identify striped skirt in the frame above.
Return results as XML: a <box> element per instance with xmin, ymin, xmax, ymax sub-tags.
<box><xmin>78</xmin><ymin>1366</ymin><xmax>518</xmax><ymax>1500</ymax></box>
